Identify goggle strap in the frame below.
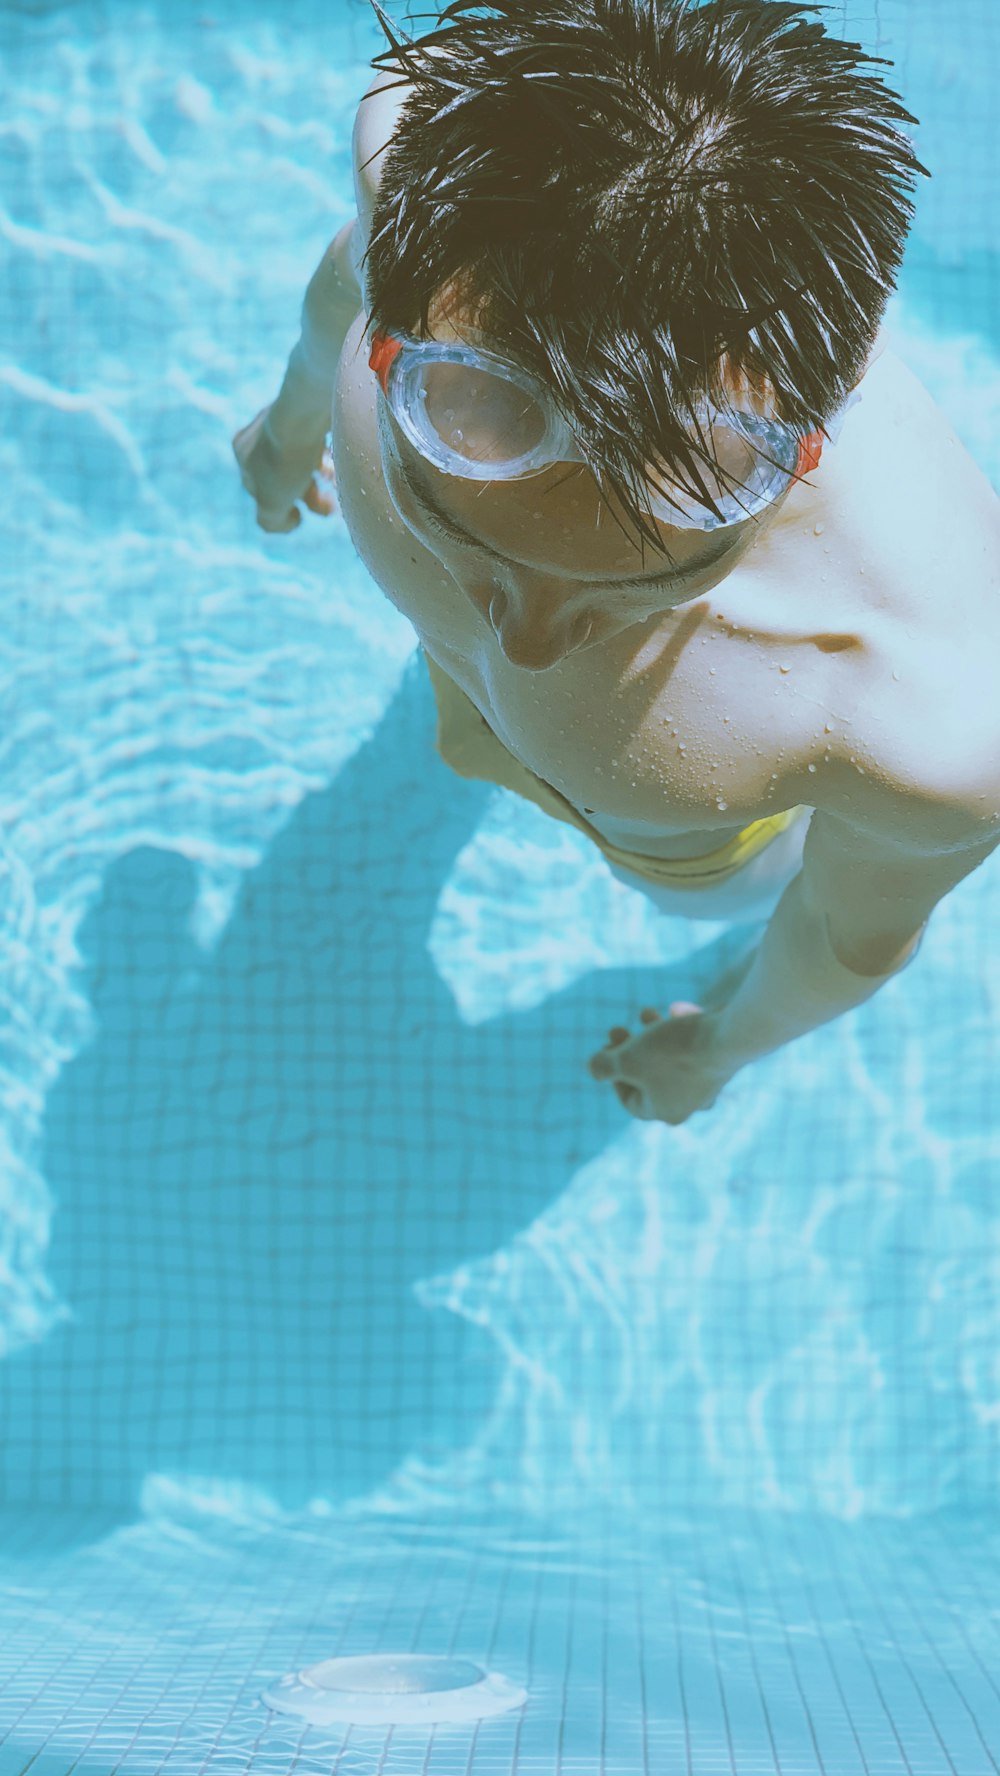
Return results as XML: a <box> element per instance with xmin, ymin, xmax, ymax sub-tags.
<box><xmin>796</xmin><ymin>430</ymin><xmax>825</xmax><ymax>479</ymax></box>
<box><xmin>370</xmin><ymin>328</ymin><xmax>829</xmax><ymax>510</ymax></box>
<box><xmin>368</xmin><ymin>330</ymin><xmax>403</xmax><ymax>396</ymax></box>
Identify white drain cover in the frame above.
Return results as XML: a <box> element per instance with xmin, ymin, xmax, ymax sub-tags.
<box><xmin>262</xmin><ymin>1652</ymin><xmax>527</xmax><ymax>1726</ymax></box>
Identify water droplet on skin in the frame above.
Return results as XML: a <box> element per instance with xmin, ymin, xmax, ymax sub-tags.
<box><xmin>807</xmin><ymin>763</ymin><xmax>817</xmax><ymax>773</ymax></box>
<box><xmin>709</xmin><ymin>666</ymin><xmax>716</xmax><ymax>674</ymax></box>
<box><xmin>716</xmin><ymin>799</ymin><xmax>728</xmax><ymax>811</ymax></box>
<box><xmin>892</xmin><ymin>670</ymin><xmax>900</xmax><ymax>681</ymax></box>
<box><xmin>532</xmin><ymin>510</ymin><xmax>542</xmax><ymax>520</ymax></box>
<box><xmin>678</xmin><ymin>743</ymin><xmax>687</xmax><ymax>754</ymax></box>
<box><xmin>824</xmin><ymin>722</ymin><xmax>834</xmax><ymax>733</ymax></box>
<box><xmin>779</xmin><ymin>663</ymin><xmax>791</xmax><ymax>673</ymax></box>
<box><xmin>813</xmin><ymin>523</ymin><xmax>825</xmax><ymax>536</ymax></box>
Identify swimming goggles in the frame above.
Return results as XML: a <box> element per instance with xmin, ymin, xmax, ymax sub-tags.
<box><xmin>369</xmin><ymin>328</ymin><xmax>858</xmax><ymax>531</ymax></box>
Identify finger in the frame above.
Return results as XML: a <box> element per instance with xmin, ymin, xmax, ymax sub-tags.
<box><xmin>606</xmin><ymin>1026</ymin><xmax>630</xmax><ymax>1046</ymax></box>
<box><xmin>257</xmin><ymin>506</ymin><xmax>301</xmax><ymax>534</ymax></box>
<box><xmin>639</xmin><ymin>1007</ymin><xmax>661</xmax><ymax>1024</ymax></box>
<box><xmin>588</xmin><ymin>1048</ymin><xmax>619</xmax><ymax>1081</ymax></box>
<box><xmin>303</xmin><ymin>482</ymin><xmax>336</xmax><ymax>516</ymax></box>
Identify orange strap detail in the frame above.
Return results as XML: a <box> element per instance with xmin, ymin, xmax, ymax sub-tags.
<box><xmin>797</xmin><ymin>429</ymin><xmax>825</xmax><ymax>478</ymax></box>
<box><xmin>368</xmin><ymin>330</ymin><xmax>403</xmax><ymax>394</ymax></box>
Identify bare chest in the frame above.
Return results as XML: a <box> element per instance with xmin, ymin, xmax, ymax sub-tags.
<box><xmin>333</xmin><ymin>329</ymin><xmax>1000</xmax><ymax>850</ymax></box>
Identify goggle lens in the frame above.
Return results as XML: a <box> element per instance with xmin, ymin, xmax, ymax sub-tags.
<box><xmin>649</xmin><ymin>419</ymin><xmax>794</xmax><ymax>527</ymax></box>
<box><xmin>373</xmin><ymin>332</ymin><xmax>815</xmax><ymax>526</ymax></box>
<box><xmin>417</xmin><ymin>360</ymin><xmax>549</xmax><ymax>467</ymax></box>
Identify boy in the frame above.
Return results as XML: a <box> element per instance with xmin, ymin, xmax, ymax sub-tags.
<box><xmin>235</xmin><ymin>0</ymin><xmax>1000</xmax><ymax>1125</ymax></box>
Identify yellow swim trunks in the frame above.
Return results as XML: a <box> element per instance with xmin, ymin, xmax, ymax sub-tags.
<box><xmin>424</xmin><ymin>651</ymin><xmax>807</xmax><ymax>891</ymax></box>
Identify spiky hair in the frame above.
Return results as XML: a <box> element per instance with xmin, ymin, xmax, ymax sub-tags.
<box><xmin>363</xmin><ymin>0</ymin><xmax>929</xmax><ymax>547</ymax></box>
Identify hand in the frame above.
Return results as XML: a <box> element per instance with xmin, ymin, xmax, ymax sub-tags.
<box><xmin>587</xmin><ymin>1002</ymin><xmax>735</xmax><ymax>1126</ymax></box>
<box><xmin>232</xmin><ymin>406</ymin><xmax>337</xmax><ymax>534</ymax></box>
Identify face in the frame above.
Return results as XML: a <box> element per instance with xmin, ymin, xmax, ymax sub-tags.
<box><xmin>377</xmin><ymin>307</ymin><xmax>782</xmax><ymax>673</ymax></box>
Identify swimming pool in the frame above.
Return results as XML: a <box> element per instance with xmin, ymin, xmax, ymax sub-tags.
<box><xmin>0</xmin><ymin>0</ymin><xmax>999</xmax><ymax>1768</ymax></box>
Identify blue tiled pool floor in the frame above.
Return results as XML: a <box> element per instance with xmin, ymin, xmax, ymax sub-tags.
<box><xmin>2</xmin><ymin>1502</ymin><xmax>1000</xmax><ymax>1776</ymax></box>
<box><xmin>2</xmin><ymin>1</ymin><xmax>1000</xmax><ymax>1772</ymax></box>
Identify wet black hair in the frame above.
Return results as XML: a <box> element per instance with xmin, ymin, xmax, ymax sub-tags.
<box><xmin>362</xmin><ymin>0</ymin><xmax>929</xmax><ymax>548</ymax></box>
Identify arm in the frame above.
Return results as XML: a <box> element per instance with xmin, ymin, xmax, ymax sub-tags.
<box><xmin>713</xmin><ymin>804</ymin><xmax>999</xmax><ymax>1069</ymax></box>
<box><xmin>715</xmin><ymin>812</ymin><xmax>934</xmax><ymax>1066</ymax></box>
<box><xmin>590</xmin><ymin>798</ymin><xmax>1000</xmax><ymax>1124</ymax></box>
<box><xmin>233</xmin><ymin>69</ymin><xmax>406</xmax><ymax>532</ymax></box>
<box><xmin>233</xmin><ymin>219</ymin><xmax>362</xmax><ymax>532</ymax></box>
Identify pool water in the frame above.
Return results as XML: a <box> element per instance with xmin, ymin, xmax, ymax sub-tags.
<box><xmin>0</xmin><ymin>0</ymin><xmax>999</xmax><ymax>1770</ymax></box>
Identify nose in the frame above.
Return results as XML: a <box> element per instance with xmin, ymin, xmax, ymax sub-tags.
<box><xmin>483</xmin><ymin>586</ymin><xmax>588</xmax><ymax>672</ymax></box>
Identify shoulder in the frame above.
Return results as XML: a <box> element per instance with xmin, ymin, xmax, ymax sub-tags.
<box><xmin>844</xmin><ymin>342</ymin><xmax>1000</xmax><ymax>576</ymax></box>
<box><xmin>786</xmin><ymin>748</ymin><xmax>1000</xmax><ymax>974</ymax></box>
<box><xmin>771</xmin><ymin>663</ymin><xmax>1000</xmax><ymax>973</ymax></box>
<box><xmin>800</xmin><ymin>746</ymin><xmax>1000</xmax><ymax>858</ymax></box>
<box><xmin>770</xmin><ymin>617</ymin><xmax>1000</xmax><ymax>860</ymax></box>
<box><xmin>352</xmin><ymin>71</ymin><xmax>410</xmax><ymax>238</ymax></box>
<box><xmin>759</xmin><ymin>341</ymin><xmax>1000</xmax><ymax>845</ymax></box>
<box><xmin>802</xmin><ymin>572</ymin><xmax>1000</xmax><ymax>856</ymax></box>
<box><xmin>352</xmin><ymin>51</ymin><xmax>454</xmax><ymax>269</ymax></box>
